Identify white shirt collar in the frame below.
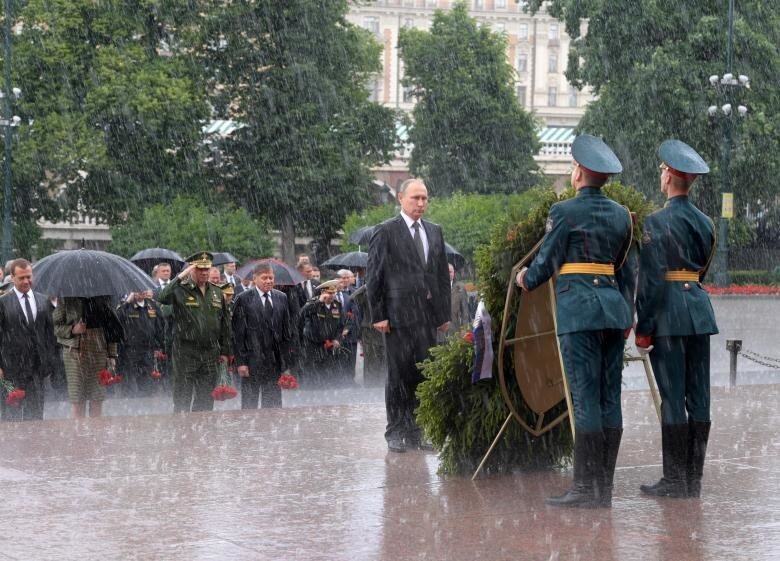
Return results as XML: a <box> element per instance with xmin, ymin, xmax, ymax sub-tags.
<box><xmin>256</xmin><ymin>287</ymin><xmax>272</xmax><ymax>301</ymax></box>
<box><xmin>13</xmin><ymin>287</ymin><xmax>33</xmax><ymax>301</ymax></box>
<box><xmin>400</xmin><ymin>211</ymin><xmax>419</xmax><ymax>230</ymax></box>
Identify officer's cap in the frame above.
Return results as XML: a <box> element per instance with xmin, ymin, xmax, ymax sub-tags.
<box><xmin>316</xmin><ymin>279</ymin><xmax>341</xmax><ymax>293</ymax></box>
<box><xmin>219</xmin><ymin>283</ymin><xmax>235</xmax><ymax>296</ymax></box>
<box><xmin>572</xmin><ymin>134</ymin><xmax>623</xmax><ymax>177</ymax></box>
<box><xmin>659</xmin><ymin>139</ymin><xmax>710</xmax><ymax>177</ymax></box>
<box><xmin>186</xmin><ymin>251</ymin><xmax>213</xmax><ymax>269</ymax></box>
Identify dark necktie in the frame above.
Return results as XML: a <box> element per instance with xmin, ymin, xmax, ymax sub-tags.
<box><xmin>263</xmin><ymin>293</ymin><xmax>272</xmax><ymax>318</ymax></box>
<box><xmin>23</xmin><ymin>293</ymin><xmax>34</xmax><ymax>325</ymax></box>
<box><xmin>412</xmin><ymin>222</ymin><xmax>426</xmax><ymax>265</ymax></box>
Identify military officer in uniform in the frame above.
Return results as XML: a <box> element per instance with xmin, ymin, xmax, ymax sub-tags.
<box><xmin>158</xmin><ymin>252</ymin><xmax>230</xmax><ymax>413</ymax></box>
<box><xmin>299</xmin><ymin>280</ymin><xmax>345</xmax><ymax>386</ymax></box>
<box><xmin>116</xmin><ymin>290</ymin><xmax>164</xmax><ymax>397</ymax></box>
<box><xmin>517</xmin><ymin>135</ymin><xmax>635</xmax><ymax>508</ymax></box>
<box><xmin>635</xmin><ymin>140</ymin><xmax>718</xmax><ymax>499</ymax></box>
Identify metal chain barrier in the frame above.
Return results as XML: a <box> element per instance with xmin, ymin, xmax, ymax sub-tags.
<box><xmin>739</xmin><ymin>348</ymin><xmax>780</xmax><ymax>370</ymax></box>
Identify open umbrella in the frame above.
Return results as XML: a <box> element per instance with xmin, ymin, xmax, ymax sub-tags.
<box><xmin>212</xmin><ymin>252</ymin><xmax>239</xmax><ymax>267</ymax></box>
<box><xmin>130</xmin><ymin>248</ymin><xmax>185</xmax><ymax>275</ymax></box>
<box><xmin>321</xmin><ymin>251</ymin><xmax>368</xmax><ymax>270</ymax></box>
<box><xmin>347</xmin><ymin>225</ymin><xmax>375</xmax><ymax>246</ymax></box>
<box><xmin>33</xmin><ymin>249</ymin><xmax>157</xmax><ymax>297</ymax></box>
<box><xmin>445</xmin><ymin>243</ymin><xmax>466</xmax><ymax>270</ymax></box>
<box><xmin>236</xmin><ymin>258</ymin><xmax>304</xmax><ymax>286</ymax></box>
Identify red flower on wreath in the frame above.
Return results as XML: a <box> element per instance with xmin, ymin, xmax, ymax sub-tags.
<box><xmin>278</xmin><ymin>373</ymin><xmax>298</xmax><ymax>390</ymax></box>
<box><xmin>463</xmin><ymin>332</ymin><xmax>475</xmax><ymax>344</ymax></box>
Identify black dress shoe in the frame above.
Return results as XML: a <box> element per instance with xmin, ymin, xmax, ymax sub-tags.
<box><xmin>406</xmin><ymin>438</ymin><xmax>435</xmax><ymax>451</ymax></box>
<box><xmin>387</xmin><ymin>438</ymin><xmax>406</xmax><ymax>453</ymax></box>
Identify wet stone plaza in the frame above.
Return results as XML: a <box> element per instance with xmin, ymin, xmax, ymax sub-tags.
<box><xmin>0</xmin><ymin>382</ymin><xmax>777</xmax><ymax>561</ymax></box>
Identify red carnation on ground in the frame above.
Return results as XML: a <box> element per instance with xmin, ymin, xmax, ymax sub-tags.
<box><xmin>463</xmin><ymin>332</ymin><xmax>475</xmax><ymax>344</ymax></box>
<box><xmin>1</xmin><ymin>378</ymin><xmax>28</xmax><ymax>407</ymax></box>
<box><xmin>278</xmin><ymin>372</ymin><xmax>298</xmax><ymax>390</ymax></box>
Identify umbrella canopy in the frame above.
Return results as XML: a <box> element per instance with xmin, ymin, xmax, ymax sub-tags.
<box><xmin>236</xmin><ymin>258</ymin><xmax>304</xmax><ymax>286</ymax></box>
<box><xmin>33</xmin><ymin>249</ymin><xmax>157</xmax><ymax>298</ymax></box>
<box><xmin>347</xmin><ymin>225</ymin><xmax>375</xmax><ymax>246</ymax></box>
<box><xmin>321</xmin><ymin>251</ymin><xmax>368</xmax><ymax>270</ymax></box>
<box><xmin>212</xmin><ymin>252</ymin><xmax>239</xmax><ymax>267</ymax></box>
<box><xmin>445</xmin><ymin>243</ymin><xmax>466</xmax><ymax>270</ymax></box>
<box><xmin>129</xmin><ymin>247</ymin><xmax>185</xmax><ymax>275</ymax></box>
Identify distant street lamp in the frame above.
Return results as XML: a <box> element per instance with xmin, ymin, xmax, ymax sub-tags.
<box><xmin>0</xmin><ymin>0</ymin><xmax>20</xmax><ymax>263</ymax></box>
<box><xmin>706</xmin><ymin>0</ymin><xmax>750</xmax><ymax>287</ymax></box>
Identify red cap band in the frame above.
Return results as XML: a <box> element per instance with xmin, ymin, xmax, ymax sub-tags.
<box><xmin>579</xmin><ymin>165</ymin><xmax>609</xmax><ymax>180</ymax></box>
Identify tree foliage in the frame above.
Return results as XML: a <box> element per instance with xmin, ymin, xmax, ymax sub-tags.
<box><xmin>530</xmin><ymin>0</ymin><xmax>780</xmax><ymax>231</ymax></box>
<box><xmin>108</xmin><ymin>196</ymin><xmax>273</xmax><ymax>263</ymax></box>
<box><xmin>399</xmin><ymin>1</ymin><xmax>540</xmax><ymax>197</ymax></box>
<box><xmin>193</xmin><ymin>0</ymin><xmax>397</xmax><ymax>259</ymax></box>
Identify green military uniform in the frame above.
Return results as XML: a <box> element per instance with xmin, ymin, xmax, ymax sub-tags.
<box><xmin>299</xmin><ymin>280</ymin><xmax>345</xmax><ymax>386</ymax></box>
<box><xmin>637</xmin><ymin>139</ymin><xmax>718</xmax><ymax>498</ymax></box>
<box><xmin>158</xmin><ymin>252</ymin><xmax>230</xmax><ymax>412</ymax></box>
<box><xmin>522</xmin><ymin>134</ymin><xmax>634</xmax><ymax>508</ymax></box>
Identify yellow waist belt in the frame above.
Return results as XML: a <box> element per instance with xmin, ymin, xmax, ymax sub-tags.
<box><xmin>664</xmin><ymin>270</ymin><xmax>700</xmax><ymax>282</ymax></box>
<box><xmin>559</xmin><ymin>263</ymin><xmax>615</xmax><ymax>275</ymax></box>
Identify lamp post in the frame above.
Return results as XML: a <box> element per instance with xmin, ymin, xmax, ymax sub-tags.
<box><xmin>706</xmin><ymin>0</ymin><xmax>749</xmax><ymax>287</ymax></box>
<box><xmin>0</xmin><ymin>0</ymin><xmax>19</xmax><ymax>264</ymax></box>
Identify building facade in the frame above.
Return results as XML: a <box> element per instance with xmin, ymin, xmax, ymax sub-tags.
<box><xmin>347</xmin><ymin>0</ymin><xmax>589</xmax><ymax>190</ymax></box>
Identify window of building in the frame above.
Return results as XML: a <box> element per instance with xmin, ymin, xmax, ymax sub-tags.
<box><xmin>402</xmin><ymin>17</ymin><xmax>415</xmax><ymax>29</ymax></box>
<box><xmin>548</xmin><ymin>86</ymin><xmax>558</xmax><ymax>106</ymax></box>
<box><xmin>549</xmin><ymin>23</ymin><xmax>559</xmax><ymax>41</ymax></box>
<box><xmin>569</xmin><ymin>86</ymin><xmax>579</xmax><ymax>107</ymax></box>
<box><xmin>368</xmin><ymin>78</ymin><xmax>381</xmax><ymax>102</ymax></box>
<box><xmin>426</xmin><ymin>0</ymin><xmax>437</xmax><ymax>7</ymax></box>
<box><xmin>494</xmin><ymin>22</ymin><xmax>506</xmax><ymax>33</ymax></box>
<box><xmin>517</xmin><ymin>53</ymin><xmax>528</xmax><ymax>72</ymax></box>
<box><xmin>548</xmin><ymin>53</ymin><xmax>558</xmax><ymax>73</ymax></box>
<box><xmin>363</xmin><ymin>16</ymin><xmax>380</xmax><ymax>34</ymax></box>
<box><xmin>403</xmin><ymin>0</ymin><xmax>415</xmax><ymax>7</ymax></box>
<box><xmin>517</xmin><ymin>85</ymin><xmax>527</xmax><ymax>107</ymax></box>
<box><xmin>402</xmin><ymin>85</ymin><xmax>414</xmax><ymax>103</ymax></box>
<box><xmin>496</xmin><ymin>0</ymin><xmax>507</xmax><ymax>8</ymax></box>
<box><xmin>518</xmin><ymin>23</ymin><xmax>528</xmax><ymax>40</ymax></box>
<box><xmin>474</xmin><ymin>0</ymin><xmax>484</xmax><ymax>9</ymax></box>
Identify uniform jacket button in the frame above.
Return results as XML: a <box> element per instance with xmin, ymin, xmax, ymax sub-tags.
<box><xmin>593</xmin><ymin>278</ymin><xmax>599</xmax><ymax>285</ymax></box>
<box><xmin>684</xmin><ymin>282</ymin><xmax>690</xmax><ymax>289</ymax></box>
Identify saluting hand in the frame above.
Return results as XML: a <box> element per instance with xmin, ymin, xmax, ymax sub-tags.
<box><xmin>178</xmin><ymin>264</ymin><xmax>196</xmax><ymax>280</ymax></box>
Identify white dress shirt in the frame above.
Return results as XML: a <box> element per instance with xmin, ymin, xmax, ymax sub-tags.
<box><xmin>13</xmin><ymin>287</ymin><xmax>37</xmax><ymax>322</ymax></box>
<box><xmin>256</xmin><ymin>288</ymin><xmax>273</xmax><ymax>307</ymax></box>
<box><xmin>400</xmin><ymin>210</ymin><xmax>429</xmax><ymax>261</ymax></box>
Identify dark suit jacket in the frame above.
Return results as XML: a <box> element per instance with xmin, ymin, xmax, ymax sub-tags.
<box><xmin>0</xmin><ymin>290</ymin><xmax>57</xmax><ymax>380</ymax></box>
<box><xmin>367</xmin><ymin>214</ymin><xmax>451</xmax><ymax>329</ymax></box>
<box><xmin>231</xmin><ymin>288</ymin><xmax>291</xmax><ymax>374</ymax></box>
<box><xmin>223</xmin><ymin>275</ymin><xmax>245</xmax><ymax>296</ymax></box>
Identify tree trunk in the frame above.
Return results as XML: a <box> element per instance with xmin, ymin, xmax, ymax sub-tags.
<box><xmin>280</xmin><ymin>213</ymin><xmax>296</xmax><ymax>264</ymax></box>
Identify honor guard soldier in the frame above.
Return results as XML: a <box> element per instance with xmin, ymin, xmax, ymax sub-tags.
<box><xmin>158</xmin><ymin>252</ymin><xmax>231</xmax><ymax>413</ymax></box>
<box><xmin>299</xmin><ymin>279</ymin><xmax>345</xmax><ymax>386</ymax></box>
<box><xmin>517</xmin><ymin>134</ymin><xmax>635</xmax><ymax>508</ymax></box>
<box><xmin>636</xmin><ymin>140</ymin><xmax>718</xmax><ymax>498</ymax></box>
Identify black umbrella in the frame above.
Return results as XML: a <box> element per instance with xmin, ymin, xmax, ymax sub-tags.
<box><xmin>445</xmin><ymin>243</ymin><xmax>466</xmax><ymax>270</ymax></box>
<box><xmin>321</xmin><ymin>251</ymin><xmax>368</xmax><ymax>270</ymax></box>
<box><xmin>347</xmin><ymin>225</ymin><xmax>375</xmax><ymax>246</ymax></box>
<box><xmin>236</xmin><ymin>258</ymin><xmax>304</xmax><ymax>286</ymax></box>
<box><xmin>212</xmin><ymin>252</ymin><xmax>239</xmax><ymax>267</ymax></box>
<box><xmin>33</xmin><ymin>249</ymin><xmax>157</xmax><ymax>297</ymax></box>
<box><xmin>130</xmin><ymin>248</ymin><xmax>185</xmax><ymax>275</ymax></box>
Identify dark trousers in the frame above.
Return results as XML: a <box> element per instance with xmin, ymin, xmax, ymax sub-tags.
<box><xmin>241</xmin><ymin>376</ymin><xmax>282</xmax><ymax>409</ymax></box>
<box><xmin>558</xmin><ymin>329</ymin><xmax>624</xmax><ymax>433</ymax></box>
<box><xmin>118</xmin><ymin>352</ymin><xmax>155</xmax><ymax>397</ymax></box>
<box><xmin>172</xmin><ymin>345</ymin><xmax>218</xmax><ymax>413</ymax></box>
<box><xmin>650</xmin><ymin>335</ymin><xmax>711</xmax><ymax>424</ymax></box>
<box><xmin>1</xmin><ymin>374</ymin><xmax>44</xmax><ymax>421</ymax></box>
<box><xmin>383</xmin><ymin>323</ymin><xmax>436</xmax><ymax>441</ymax></box>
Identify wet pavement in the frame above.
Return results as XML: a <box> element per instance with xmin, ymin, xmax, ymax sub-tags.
<box><xmin>0</xmin><ymin>384</ymin><xmax>778</xmax><ymax>561</ymax></box>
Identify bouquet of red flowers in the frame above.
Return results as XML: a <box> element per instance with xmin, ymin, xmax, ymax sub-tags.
<box><xmin>1</xmin><ymin>379</ymin><xmax>26</xmax><ymax>408</ymax></box>
<box><xmin>278</xmin><ymin>372</ymin><xmax>298</xmax><ymax>390</ymax></box>
<box><xmin>324</xmin><ymin>339</ymin><xmax>333</xmax><ymax>351</ymax></box>
<box><xmin>211</xmin><ymin>363</ymin><xmax>238</xmax><ymax>401</ymax></box>
<box><xmin>150</xmin><ymin>354</ymin><xmax>164</xmax><ymax>380</ymax></box>
<box><xmin>463</xmin><ymin>331</ymin><xmax>475</xmax><ymax>344</ymax></box>
<box><xmin>98</xmin><ymin>368</ymin><xmax>122</xmax><ymax>386</ymax></box>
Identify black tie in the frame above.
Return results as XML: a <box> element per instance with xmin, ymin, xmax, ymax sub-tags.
<box><xmin>263</xmin><ymin>293</ymin><xmax>272</xmax><ymax>318</ymax></box>
<box><xmin>23</xmin><ymin>293</ymin><xmax>34</xmax><ymax>325</ymax></box>
<box><xmin>412</xmin><ymin>222</ymin><xmax>426</xmax><ymax>265</ymax></box>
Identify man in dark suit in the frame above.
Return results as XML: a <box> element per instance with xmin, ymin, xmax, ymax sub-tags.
<box><xmin>222</xmin><ymin>260</ymin><xmax>245</xmax><ymax>296</ymax></box>
<box><xmin>367</xmin><ymin>178</ymin><xmax>451</xmax><ymax>453</ymax></box>
<box><xmin>0</xmin><ymin>258</ymin><xmax>57</xmax><ymax>421</ymax></box>
<box><xmin>231</xmin><ymin>262</ymin><xmax>292</xmax><ymax>409</ymax></box>
<box><xmin>636</xmin><ymin>140</ymin><xmax>718</xmax><ymax>499</ymax></box>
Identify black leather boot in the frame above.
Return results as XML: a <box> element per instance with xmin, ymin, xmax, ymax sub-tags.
<box><xmin>546</xmin><ymin>432</ymin><xmax>604</xmax><ymax>508</ymax></box>
<box><xmin>686</xmin><ymin>420</ymin><xmax>711</xmax><ymax>498</ymax></box>
<box><xmin>640</xmin><ymin>423</ymin><xmax>688</xmax><ymax>498</ymax></box>
<box><xmin>599</xmin><ymin>428</ymin><xmax>623</xmax><ymax>508</ymax></box>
